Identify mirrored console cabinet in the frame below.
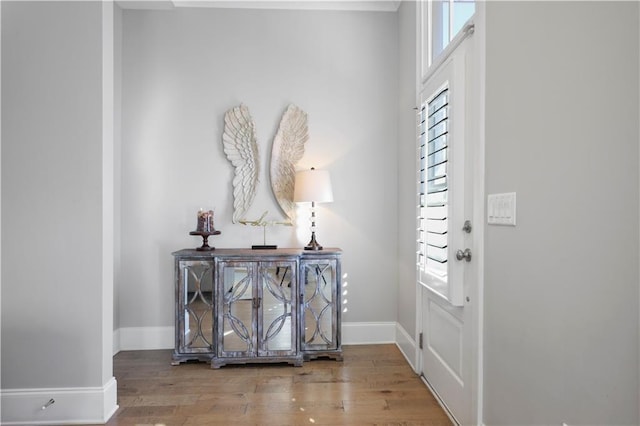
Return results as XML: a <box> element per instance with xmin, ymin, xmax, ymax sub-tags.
<box><xmin>172</xmin><ymin>248</ymin><xmax>342</xmax><ymax>368</ymax></box>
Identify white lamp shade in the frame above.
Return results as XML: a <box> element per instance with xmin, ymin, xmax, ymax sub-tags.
<box><xmin>293</xmin><ymin>169</ymin><xmax>334</xmax><ymax>203</ymax></box>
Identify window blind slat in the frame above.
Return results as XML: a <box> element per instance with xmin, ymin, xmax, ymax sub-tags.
<box><xmin>428</xmin><ymin>106</ymin><xmax>449</xmax><ymax>129</ymax></box>
<box><xmin>427</xmin><ymin>163</ymin><xmax>447</xmax><ymax>182</ymax></box>
<box><xmin>426</xmin><ymin>231</ymin><xmax>447</xmax><ymax>247</ymax></box>
<box><xmin>426</xmin><ymin>218</ymin><xmax>447</xmax><ymax>234</ymax></box>
<box><xmin>427</xmin><ymin>177</ymin><xmax>447</xmax><ymax>194</ymax></box>
<box><xmin>426</xmin><ymin>258</ymin><xmax>447</xmax><ymax>275</ymax></box>
<box><xmin>426</xmin><ymin>191</ymin><xmax>447</xmax><ymax>207</ymax></box>
<box><xmin>428</xmin><ymin>121</ymin><xmax>448</xmax><ymax>141</ymax></box>
<box><xmin>428</xmin><ymin>134</ymin><xmax>448</xmax><ymax>155</ymax></box>
<box><xmin>426</xmin><ymin>245</ymin><xmax>448</xmax><ymax>263</ymax></box>
<box><xmin>427</xmin><ymin>149</ymin><xmax>447</xmax><ymax>168</ymax></box>
<box><xmin>426</xmin><ymin>205</ymin><xmax>447</xmax><ymax>220</ymax></box>
<box><xmin>428</xmin><ymin>90</ymin><xmax>448</xmax><ymax>115</ymax></box>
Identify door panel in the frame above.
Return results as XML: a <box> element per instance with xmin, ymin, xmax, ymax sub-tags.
<box><xmin>302</xmin><ymin>260</ymin><xmax>337</xmax><ymax>350</ymax></box>
<box><xmin>219</xmin><ymin>263</ymin><xmax>255</xmax><ymax>356</ymax></box>
<box><xmin>418</xmin><ymin>31</ymin><xmax>476</xmax><ymax>426</ymax></box>
<box><xmin>427</xmin><ymin>299</ymin><xmax>463</xmax><ymax>384</ymax></box>
<box><xmin>177</xmin><ymin>260</ymin><xmax>214</xmax><ymax>354</ymax></box>
<box><xmin>218</xmin><ymin>260</ymin><xmax>299</xmax><ymax>358</ymax></box>
<box><xmin>258</xmin><ymin>262</ymin><xmax>297</xmax><ymax>355</ymax></box>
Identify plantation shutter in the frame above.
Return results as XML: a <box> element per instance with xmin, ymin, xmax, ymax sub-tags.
<box><xmin>418</xmin><ymin>88</ymin><xmax>449</xmax><ymax>281</ymax></box>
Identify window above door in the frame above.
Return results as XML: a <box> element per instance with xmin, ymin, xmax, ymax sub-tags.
<box><xmin>420</xmin><ymin>0</ymin><xmax>475</xmax><ymax>76</ymax></box>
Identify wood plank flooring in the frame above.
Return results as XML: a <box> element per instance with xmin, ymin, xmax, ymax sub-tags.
<box><xmin>94</xmin><ymin>345</ymin><xmax>452</xmax><ymax>426</ymax></box>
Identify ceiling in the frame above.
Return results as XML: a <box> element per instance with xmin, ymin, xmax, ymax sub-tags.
<box><xmin>116</xmin><ymin>0</ymin><xmax>402</xmax><ymax>12</ymax></box>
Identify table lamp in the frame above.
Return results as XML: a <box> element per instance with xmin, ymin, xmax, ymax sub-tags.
<box><xmin>293</xmin><ymin>167</ymin><xmax>333</xmax><ymax>250</ymax></box>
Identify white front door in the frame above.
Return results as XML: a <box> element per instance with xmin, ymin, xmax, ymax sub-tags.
<box><xmin>416</xmin><ymin>30</ymin><xmax>480</xmax><ymax>425</ymax></box>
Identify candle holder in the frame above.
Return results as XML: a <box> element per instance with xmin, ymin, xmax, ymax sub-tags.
<box><xmin>189</xmin><ymin>230</ymin><xmax>221</xmax><ymax>251</ymax></box>
<box><xmin>191</xmin><ymin>209</ymin><xmax>220</xmax><ymax>250</ymax></box>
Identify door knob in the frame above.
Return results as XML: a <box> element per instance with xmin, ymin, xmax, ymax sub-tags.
<box><xmin>456</xmin><ymin>248</ymin><xmax>472</xmax><ymax>262</ymax></box>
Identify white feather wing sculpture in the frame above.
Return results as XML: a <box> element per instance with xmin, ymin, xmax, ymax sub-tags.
<box><xmin>222</xmin><ymin>104</ymin><xmax>260</xmax><ymax>223</ymax></box>
<box><xmin>270</xmin><ymin>104</ymin><xmax>309</xmax><ymax>222</ymax></box>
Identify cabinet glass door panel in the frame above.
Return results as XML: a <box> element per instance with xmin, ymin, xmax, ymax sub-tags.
<box><xmin>220</xmin><ymin>264</ymin><xmax>255</xmax><ymax>355</ymax></box>
<box><xmin>179</xmin><ymin>260</ymin><xmax>214</xmax><ymax>353</ymax></box>
<box><xmin>259</xmin><ymin>263</ymin><xmax>296</xmax><ymax>353</ymax></box>
<box><xmin>302</xmin><ymin>260</ymin><xmax>337</xmax><ymax>350</ymax></box>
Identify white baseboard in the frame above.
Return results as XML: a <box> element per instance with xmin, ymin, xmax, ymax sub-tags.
<box><xmin>394</xmin><ymin>322</ymin><xmax>417</xmax><ymax>370</ymax></box>
<box><xmin>113</xmin><ymin>322</ymin><xmax>401</xmax><ymax>353</ymax></box>
<box><xmin>117</xmin><ymin>326</ymin><xmax>174</xmax><ymax>352</ymax></box>
<box><xmin>341</xmin><ymin>321</ymin><xmax>396</xmax><ymax>344</ymax></box>
<box><xmin>0</xmin><ymin>378</ymin><xmax>118</xmax><ymax>425</ymax></box>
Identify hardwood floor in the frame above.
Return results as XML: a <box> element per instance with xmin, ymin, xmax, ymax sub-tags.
<box><xmin>95</xmin><ymin>345</ymin><xmax>452</xmax><ymax>426</ymax></box>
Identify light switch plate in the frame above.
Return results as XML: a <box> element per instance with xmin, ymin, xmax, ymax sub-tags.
<box><xmin>487</xmin><ymin>192</ymin><xmax>516</xmax><ymax>226</ymax></box>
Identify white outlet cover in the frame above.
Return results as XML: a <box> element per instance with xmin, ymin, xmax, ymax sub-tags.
<box><xmin>487</xmin><ymin>192</ymin><xmax>516</xmax><ymax>226</ymax></box>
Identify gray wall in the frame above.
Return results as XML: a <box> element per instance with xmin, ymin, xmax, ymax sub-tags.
<box><xmin>483</xmin><ymin>2</ymin><xmax>639</xmax><ymax>424</ymax></box>
<box><xmin>397</xmin><ymin>0</ymin><xmax>417</xmax><ymax>338</ymax></box>
<box><xmin>119</xmin><ymin>8</ymin><xmax>399</xmax><ymax>328</ymax></box>
<box><xmin>1</xmin><ymin>1</ymin><xmax>109</xmax><ymax>389</ymax></box>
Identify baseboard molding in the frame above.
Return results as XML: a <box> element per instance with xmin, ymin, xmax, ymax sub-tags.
<box><xmin>0</xmin><ymin>378</ymin><xmax>118</xmax><ymax>425</ymax></box>
<box><xmin>394</xmin><ymin>322</ymin><xmax>417</xmax><ymax>371</ymax></box>
<box><xmin>341</xmin><ymin>321</ymin><xmax>396</xmax><ymax>345</ymax></box>
<box><xmin>114</xmin><ymin>322</ymin><xmax>402</xmax><ymax>353</ymax></box>
<box><xmin>117</xmin><ymin>326</ymin><xmax>174</xmax><ymax>352</ymax></box>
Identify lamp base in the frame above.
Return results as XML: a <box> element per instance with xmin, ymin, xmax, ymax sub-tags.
<box><xmin>304</xmin><ymin>232</ymin><xmax>323</xmax><ymax>251</ymax></box>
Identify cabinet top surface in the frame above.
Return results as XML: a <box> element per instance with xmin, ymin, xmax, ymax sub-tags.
<box><xmin>172</xmin><ymin>248</ymin><xmax>342</xmax><ymax>258</ymax></box>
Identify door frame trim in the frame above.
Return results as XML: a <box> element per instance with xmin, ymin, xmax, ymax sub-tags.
<box><xmin>472</xmin><ymin>3</ymin><xmax>486</xmax><ymax>424</ymax></box>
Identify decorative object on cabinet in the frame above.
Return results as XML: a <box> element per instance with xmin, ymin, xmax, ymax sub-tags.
<box><xmin>189</xmin><ymin>230</ymin><xmax>221</xmax><ymax>251</ymax></box>
<box><xmin>238</xmin><ymin>210</ymin><xmax>293</xmax><ymax>249</ymax></box>
<box><xmin>189</xmin><ymin>208</ymin><xmax>221</xmax><ymax>251</ymax></box>
<box><xmin>221</xmin><ymin>103</ymin><xmax>308</xmax><ymax>224</ymax></box>
<box><xmin>270</xmin><ymin>104</ymin><xmax>309</xmax><ymax>222</ymax></box>
<box><xmin>196</xmin><ymin>208</ymin><xmax>215</xmax><ymax>232</ymax></box>
<box><xmin>222</xmin><ymin>104</ymin><xmax>259</xmax><ymax>223</ymax></box>
<box><xmin>171</xmin><ymin>248</ymin><xmax>342</xmax><ymax>367</ymax></box>
<box><xmin>293</xmin><ymin>167</ymin><xmax>334</xmax><ymax>251</ymax></box>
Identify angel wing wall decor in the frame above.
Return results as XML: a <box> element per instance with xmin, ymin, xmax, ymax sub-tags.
<box><xmin>222</xmin><ymin>104</ymin><xmax>259</xmax><ymax>223</ymax></box>
<box><xmin>270</xmin><ymin>105</ymin><xmax>309</xmax><ymax>222</ymax></box>
<box><xmin>221</xmin><ymin>103</ymin><xmax>308</xmax><ymax>224</ymax></box>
